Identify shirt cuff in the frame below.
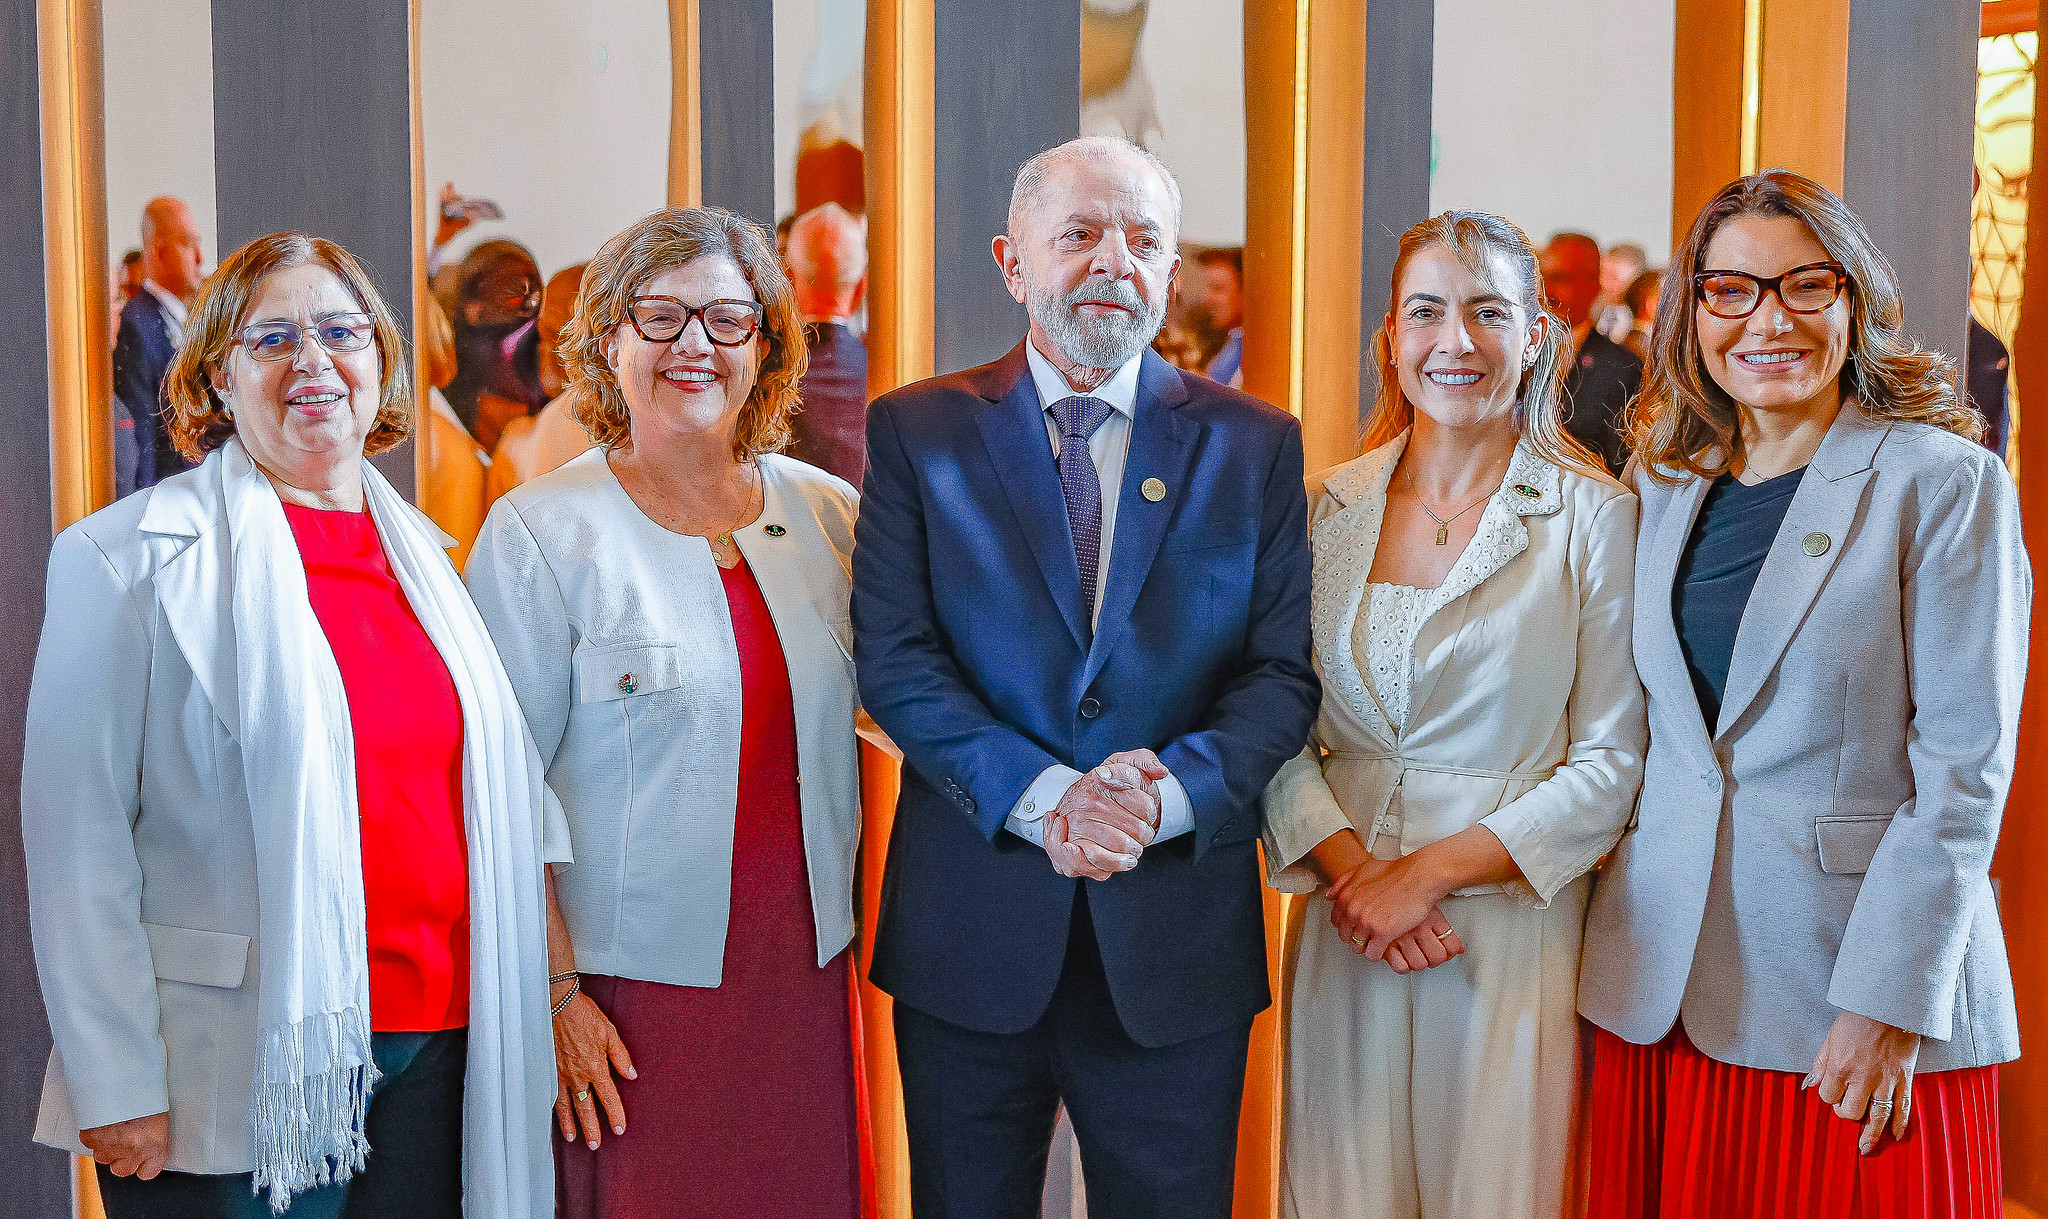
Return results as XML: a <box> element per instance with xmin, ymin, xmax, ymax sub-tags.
<box><xmin>1153</xmin><ymin>772</ymin><xmax>1194</xmax><ymax>842</ymax></box>
<box><xmin>1004</xmin><ymin>764</ymin><xmax>1084</xmax><ymax>847</ymax></box>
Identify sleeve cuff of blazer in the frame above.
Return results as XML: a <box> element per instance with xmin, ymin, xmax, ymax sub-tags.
<box><xmin>1260</xmin><ymin>747</ymin><xmax>1349</xmax><ymax>893</ymax></box>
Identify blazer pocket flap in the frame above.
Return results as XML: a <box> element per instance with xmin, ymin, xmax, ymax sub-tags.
<box><xmin>142</xmin><ymin>921</ymin><xmax>251</xmax><ymax>989</ymax></box>
<box><xmin>1816</xmin><ymin>814</ymin><xmax>1892</xmax><ymax>875</ymax></box>
<box><xmin>574</xmin><ymin>641</ymin><xmax>684</xmax><ymax>703</ymax></box>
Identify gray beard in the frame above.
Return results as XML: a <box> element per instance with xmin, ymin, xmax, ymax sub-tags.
<box><xmin>1026</xmin><ymin>274</ymin><xmax>1166</xmax><ymax>371</ymax></box>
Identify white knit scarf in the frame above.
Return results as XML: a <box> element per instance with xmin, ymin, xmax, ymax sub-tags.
<box><xmin>212</xmin><ymin>440</ymin><xmax>555</xmax><ymax>1215</ymax></box>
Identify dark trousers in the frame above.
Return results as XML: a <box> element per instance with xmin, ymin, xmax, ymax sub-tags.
<box><xmin>893</xmin><ymin>891</ymin><xmax>1252</xmax><ymax>1219</ymax></box>
<box><xmin>98</xmin><ymin>1029</ymin><xmax>466</xmax><ymax>1219</ymax></box>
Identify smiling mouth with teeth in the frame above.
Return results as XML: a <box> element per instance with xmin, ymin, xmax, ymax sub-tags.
<box><xmin>1427</xmin><ymin>371</ymin><xmax>1482</xmax><ymax>386</ymax></box>
<box><xmin>664</xmin><ymin>370</ymin><xmax>718</xmax><ymax>382</ymax></box>
<box><xmin>1738</xmin><ymin>352</ymin><xmax>1802</xmax><ymax>366</ymax></box>
<box><xmin>288</xmin><ymin>392</ymin><xmax>344</xmax><ymax>405</ymax></box>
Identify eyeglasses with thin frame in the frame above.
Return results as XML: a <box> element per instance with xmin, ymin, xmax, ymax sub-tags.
<box><xmin>1692</xmin><ymin>262</ymin><xmax>1849</xmax><ymax>320</ymax></box>
<box><xmin>626</xmin><ymin>296</ymin><xmax>764</xmax><ymax>347</ymax></box>
<box><xmin>235</xmin><ymin>313</ymin><xmax>377</xmax><ymax>362</ymax></box>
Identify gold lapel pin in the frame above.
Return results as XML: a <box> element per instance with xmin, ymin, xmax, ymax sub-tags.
<box><xmin>1802</xmin><ymin>531</ymin><xmax>1831</xmax><ymax>557</ymax></box>
<box><xmin>1141</xmin><ymin>477</ymin><xmax>1167</xmax><ymax>502</ymax></box>
<box><xmin>1512</xmin><ymin>483</ymin><xmax>1542</xmax><ymax>499</ymax></box>
<box><xmin>764</xmin><ymin>524</ymin><xmax>786</xmax><ymax>537</ymax></box>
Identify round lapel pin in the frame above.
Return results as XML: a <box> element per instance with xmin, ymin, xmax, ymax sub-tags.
<box><xmin>1141</xmin><ymin>477</ymin><xmax>1167</xmax><ymax>502</ymax></box>
<box><xmin>1801</xmin><ymin>531</ymin><xmax>1831</xmax><ymax>557</ymax></box>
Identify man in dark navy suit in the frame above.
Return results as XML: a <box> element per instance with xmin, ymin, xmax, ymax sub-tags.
<box><xmin>852</xmin><ymin>136</ymin><xmax>1319</xmax><ymax>1218</ymax></box>
<box><xmin>111</xmin><ymin>196</ymin><xmax>204</xmax><ymax>496</ymax></box>
<box><xmin>1544</xmin><ymin>231</ymin><xmax>1642</xmax><ymax>474</ymax></box>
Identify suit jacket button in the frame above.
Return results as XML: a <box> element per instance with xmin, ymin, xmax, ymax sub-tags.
<box><xmin>1079</xmin><ymin>697</ymin><xmax>1102</xmax><ymax>719</ymax></box>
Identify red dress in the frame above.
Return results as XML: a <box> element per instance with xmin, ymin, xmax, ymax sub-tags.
<box><xmin>557</xmin><ymin>559</ymin><xmax>862</xmax><ymax>1219</ymax></box>
<box><xmin>286</xmin><ymin>504</ymin><xmax>469</xmax><ymax>1032</ymax></box>
<box><xmin>1585</xmin><ymin>1024</ymin><xmax>2001</xmax><ymax>1219</ymax></box>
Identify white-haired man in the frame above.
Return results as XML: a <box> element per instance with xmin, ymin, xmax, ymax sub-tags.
<box><xmin>852</xmin><ymin>135</ymin><xmax>1318</xmax><ymax>1217</ymax></box>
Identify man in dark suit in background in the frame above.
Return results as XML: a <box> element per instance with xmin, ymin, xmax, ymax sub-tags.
<box><xmin>853</xmin><ymin>136</ymin><xmax>1319</xmax><ymax>1218</ymax></box>
<box><xmin>1544</xmin><ymin>231</ymin><xmax>1642</xmax><ymax>474</ymax></box>
<box><xmin>112</xmin><ymin>196</ymin><xmax>204</xmax><ymax>496</ymax></box>
<box><xmin>784</xmin><ymin>202</ymin><xmax>871</xmax><ymax>488</ymax></box>
<box><xmin>1967</xmin><ymin>317</ymin><xmax>2010</xmax><ymax>456</ymax></box>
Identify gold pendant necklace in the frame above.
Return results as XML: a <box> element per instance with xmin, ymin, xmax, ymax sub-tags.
<box><xmin>1417</xmin><ymin>491</ymin><xmax>1493</xmax><ymax>545</ymax></box>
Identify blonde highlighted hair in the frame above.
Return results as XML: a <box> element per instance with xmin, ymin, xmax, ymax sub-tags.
<box><xmin>1361</xmin><ymin>211</ymin><xmax>1603</xmax><ymax>476</ymax></box>
<box><xmin>1631</xmin><ymin>170</ymin><xmax>1980</xmax><ymax>482</ymax></box>
<box><xmin>562</xmin><ymin>206</ymin><xmax>807</xmax><ymax>460</ymax></box>
<box><xmin>162</xmin><ymin>233</ymin><xmax>413</xmax><ymax>462</ymax></box>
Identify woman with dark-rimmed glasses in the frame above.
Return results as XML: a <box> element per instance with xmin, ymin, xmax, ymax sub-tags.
<box><xmin>1578</xmin><ymin>171</ymin><xmax>2026</xmax><ymax>1219</ymax></box>
<box><xmin>465</xmin><ymin>206</ymin><xmax>866</xmax><ymax>1219</ymax></box>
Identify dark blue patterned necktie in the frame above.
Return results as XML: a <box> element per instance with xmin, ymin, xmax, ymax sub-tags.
<box><xmin>1051</xmin><ymin>395</ymin><xmax>1115</xmax><ymax>616</ymax></box>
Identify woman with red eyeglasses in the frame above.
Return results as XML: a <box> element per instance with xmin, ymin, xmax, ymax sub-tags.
<box><xmin>1577</xmin><ymin>171</ymin><xmax>2026</xmax><ymax>1219</ymax></box>
<box><xmin>466</xmin><ymin>206</ymin><xmax>867</xmax><ymax>1219</ymax></box>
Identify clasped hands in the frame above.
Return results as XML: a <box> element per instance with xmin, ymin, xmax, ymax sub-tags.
<box><xmin>1046</xmin><ymin>750</ymin><xmax>1169</xmax><ymax>880</ymax></box>
<box><xmin>1326</xmin><ymin>854</ymin><xmax>1467</xmax><ymax>975</ymax></box>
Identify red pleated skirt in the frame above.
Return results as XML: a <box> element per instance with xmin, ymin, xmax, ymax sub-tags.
<box><xmin>1583</xmin><ymin>1023</ymin><xmax>2001</xmax><ymax>1219</ymax></box>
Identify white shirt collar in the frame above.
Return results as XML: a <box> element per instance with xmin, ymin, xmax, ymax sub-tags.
<box><xmin>141</xmin><ymin>279</ymin><xmax>189</xmax><ymax>329</ymax></box>
<box><xmin>1024</xmin><ymin>337</ymin><xmax>1142</xmax><ymax>419</ymax></box>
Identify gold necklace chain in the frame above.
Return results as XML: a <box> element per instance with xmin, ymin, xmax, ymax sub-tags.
<box><xmin>1416</xmin><ymin>489</ymin><xmax>1493</xmax><ymax>546</ymax></box>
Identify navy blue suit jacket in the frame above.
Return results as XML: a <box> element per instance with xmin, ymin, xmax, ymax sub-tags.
<box><xmin>112</xmin><ymin>292</ymin><xmax>185</xmax><ymax>492</ymax></box>
<box><xmin>853</xmin><ymin>342</ymin><xmax>1319</xmax><ymax>1048</ymax></box>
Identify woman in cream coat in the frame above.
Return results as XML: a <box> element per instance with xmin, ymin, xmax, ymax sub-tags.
<box><xmin>1263</xmin><ymin>211</ymin><xmax>1646</xmax><ymax>1219</ymax></box>
<box><xmin>466</xmin><ymin>206</ymin><xmax>866</xmax><ymax>1218</ymax></box>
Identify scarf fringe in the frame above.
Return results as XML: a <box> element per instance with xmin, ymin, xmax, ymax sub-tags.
<box><xmin>249</xmin><ymin>1010</ymin><xmax>382</xmax><ymax>1214</ymax></box>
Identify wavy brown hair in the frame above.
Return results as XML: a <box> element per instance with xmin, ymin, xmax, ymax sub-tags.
<box><xmin>1361</xmin><ymin>211</ymin><xmax>1604</xmax><ymax>477</ymax></box>
<box><xmin>163</xmin><ymin>233</ymin><xmax>413</xmax><ymax>462</ymax></box>
<box><xmin>563</xmin><ymin>207</ymin><xmax>807</xmax><ymax>460</ymax></box>
<box><xmin>1631</xmin><ymin>170</ymin><xmax>1980</xmax><ymax>482</ymax></box>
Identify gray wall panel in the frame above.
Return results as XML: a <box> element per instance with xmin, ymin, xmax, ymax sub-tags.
<box><xmin>2</xmin><ymin>0</ymin><xmax>75</xmax><ymax>1209</ymax></box>
<box><xmin>211</xmin><ymin>0</ymin><xmax>416</xmax><ymax>495</ymax></box>
<box><xmin>1358</xmin><ymin>0</ymin><xmax>1435</xmax><ymax>422</ymax></box>
<box><xmin>933</xmin><ymin>0</ymin><xmax>1081</xmax><ymax>374</ymax></box>
<box><xmin>700</xmin><ymin>0</ymin><xmax>776</xmax><ymax>226</ymax></box>
<box><xmin>1842</xmin><ymin>0</ymin><xmax>1976</xmax><ymax>366</ymax></box>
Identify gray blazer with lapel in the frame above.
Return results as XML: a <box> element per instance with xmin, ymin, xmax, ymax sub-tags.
<box><xmin>1579</xmin><ymin>407</ymin><xmax>2029</xmax><ymax>1074</ymax></box>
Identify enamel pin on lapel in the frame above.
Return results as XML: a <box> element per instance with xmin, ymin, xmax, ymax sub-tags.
<box><xmin>764</xmin><ymin>524</ymin><xmax>786</xmax><ymax>537</ymax></box>
<box><xmin>1141</xmin><ymin>477</ymin><xmax>1167</xmax><ymax>502</ymax></box>
<box><xmin>1802</xmin><ymin>531</ymin><xmax>1831</xmax><ymax>556</ymax></box>
<box><xmin>1512</xmin><ymin>483</ymin><xmax>1541</xmax><ymax>500</ymax></box>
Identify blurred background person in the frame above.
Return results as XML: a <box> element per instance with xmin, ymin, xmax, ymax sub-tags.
<box><xmin>783</xmin><ymin>202</ymin><xmax>870</xmax><ymax>488</ymax></box>
<box><xmin>1196</xmin><ymin>245</ymin><xmax>1245</xmax><ymax>385</ymax></box>
<box><xmin>25</xmin><ymin>232</ymin><xmax>560</xmax><ymax>1219</ymax></box>
<box><xmin>488</xmin><ymin>262</ymin><xmax>597</xmax><ymax>506</ymax></box>
<box><xmin>1966</xmin><ymin>317</ymin><xmax>2010</xmax><ymax>457</ymax></box>
<box><xmin>440</xmin><ymin>238</ymin><xmax>547</xmax><ymax>451</ymax></box>
<box><xmin>467</xmin><ymin>206</ymin><xmax>865</xmax><ymax>1219</ymax></box>
<box><xmin>1618</xmin><ymin>268</ymin><xmax>1663</xmax><ymax>362</ymax></box>
<box><xmin>116</xmin><ymin>248</ymin><xmax>147</xmax><ymax>303</ymax></box>
<box><xmin>1597</xmin><ymin>240</ymin><xmax>1649</xmax><ymax>342</ymax></box>
<box><xmin>418</xmin><ymin>294</ymin><xmax>491</xmax><ymax>569</ymax></box>
<box><xmin>113</xmin><ymin>195</ymin><xmax>205</xmax><ymax>496</ymax></box>
<box><xmin>1580</xmin><ymin>171</ymin><xmax>2022</xmax><ymax>1219</ymax></box>
<box><xmin>1543</xmin><ymin>231</ymin><xmax>1642</xmax><ymax>475</ymax></box>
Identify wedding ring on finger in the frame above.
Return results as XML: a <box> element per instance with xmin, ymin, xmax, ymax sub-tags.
<box><xmin>1868</xmin><ymin>1098</ymin><xmax>1893</xmax><ymax>1117</ymax></box>
<box><xmin>1435</xmin><ymin>928</ymin><xmax>1456</xmax><ymax>941</ymax></box>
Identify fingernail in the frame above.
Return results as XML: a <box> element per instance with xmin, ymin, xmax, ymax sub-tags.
<box><xmin>587</xmin><ymin>1140</ymin><xmax>599</xmax><ymax>1150</ymax></box>
<box><xmin>625</xmin><ymin>1068</ymin><xmax>637</xmax><ymax>1079</ymax></box>
<box><xmin>613</xmin><ymin>1125</ymin><xmax>624</xmax><ymax>1135</ymax></box>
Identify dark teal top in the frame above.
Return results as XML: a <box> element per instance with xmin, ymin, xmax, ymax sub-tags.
<box><xmin>1673</xmin><ymin>467</ymin><xmax>1807</xmax><ymax>727</ymax></box>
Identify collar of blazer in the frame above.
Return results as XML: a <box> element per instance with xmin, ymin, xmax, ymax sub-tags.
<box><xmin>133</xmin><ymin>445</ymin><xmax>460</xmax><ymax>742</ymax></box>
<box><xmin>1643</xmin><ymin>404</ymin><xmax>1891</xmax><ymax>747</ymax></box>
<box><xmin>971</xmin><ymin>340</ymin><xmax>1199</xmax><ymax>681</ymax></box>
<box><xmin>1312</xmin><ymin>430</ymin><xmax>1564</xmax><ymax>736</ymax></box>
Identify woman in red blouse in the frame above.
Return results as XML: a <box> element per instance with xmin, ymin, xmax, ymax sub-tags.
<box><xmin>21</xmin><ymin>234</ymin><xmax>560</xmax><ymax>1219</ymax></box>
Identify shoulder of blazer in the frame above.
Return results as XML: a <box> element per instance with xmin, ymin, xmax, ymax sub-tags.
<box><xmin>760</xmin><ymin>453</ymin><xmax>858</xmax><ymax>557</ymax></box>
<box><xmin>496</xmin><ymin>445</ymin><xmax>614</xmax><ymax>520</ymax></box>
<box><xmin>1870</xmin><ymin>418</ymin><xmax>2001</xmax><ymax>486</ymax></box>
<box><xmin>69</xmin><ymin>472</ymin><xmax>214</xmax><ymax>590</ymax></box>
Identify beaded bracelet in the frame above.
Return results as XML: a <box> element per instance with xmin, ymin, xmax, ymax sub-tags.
<box><xmin>548</xmin><ymin>970</ymin><xmax>579</xmax><ymax>986</ymax></box>
<box><xmin>550</xmin><ymin>976</ymin><xmax>581</xmax><ymax>1017</ymax></box>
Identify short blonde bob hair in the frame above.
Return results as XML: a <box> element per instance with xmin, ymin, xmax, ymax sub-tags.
<box><xmin>1360</xmin><ymin>210</ymin><xmax>1604</xmax><ymax>477</ymax></box>
<box><xmin>563</xmin><ymin>206</ymin><xmax>807</xmax><ymax>460</ymax></box>
<box><xmin>163</xmin><ymin>232</ymin><xmax>413</xmax><ymax>462</ymax></box>
<box><xmin>1631</xmin><ymin>170</ymin><xmax>1981</xmax><ymax>482</ymax></box>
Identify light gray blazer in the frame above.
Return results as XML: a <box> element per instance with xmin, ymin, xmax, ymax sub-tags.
<box><xmin>467</xmin><ymin>450</ymin><xmax>862</xmax><ymax>987</ymax></box>
<box><xmin>21</xmin><ymin>469</ymin><xmax>569</xmax><ymax>1173</ymax></box>
<box><xmin>1579</xmin><ymin>408</ymin><xmax>2029</xmax><ymax>1074</ymax></box>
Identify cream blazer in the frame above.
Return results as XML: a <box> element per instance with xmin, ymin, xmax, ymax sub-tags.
<box><xmin>1264</xmin><ymin>435</ymin><xmax>1647</xmax><ymax>906</ymax></box>
<box><xmin>1579</xmin><ymin>410</ymin><xmax>2028</xmax><ymax>1074</ymax></box>
<box><xmin>466</xmin><ymin>450</ymin><xmax>861</xmax><ymax>986</ymax></box>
